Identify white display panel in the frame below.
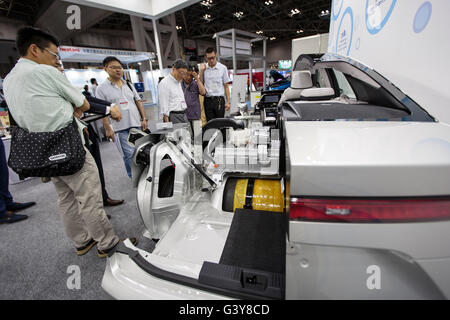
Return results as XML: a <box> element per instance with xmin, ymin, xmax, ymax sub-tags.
<box><xmin>328</xmin><ymin>0</ymin><xmax>450</xmax><ymax>124</ymax></box>
<box><xmin>64</xmin><ymin>68</ymin><xmax>108</xmax><ymax>91</ymax></box>
<box><xmin>292</xmin><ymin>34</ymin><xmax>329</xmax><ymax>65</ymax></box>
<box><xmin>230</xmin><ymin>74</ymin><xmax>248</xmax><ymax>114</ymax></box>
<box><xmin>219</xmin><ymin>38</ymin><xmax>252</xmax><ymax>57</ymax></box>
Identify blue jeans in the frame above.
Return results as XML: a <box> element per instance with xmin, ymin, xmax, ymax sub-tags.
<box><xmin>116</xmin><ymin>128</ymin><xmax>138</xmax><ymax>179</ymax></box>
<box><xmin>0</xmin><ymin>139</ymin><xmax>14</xmax><ymax>215</ymax></box>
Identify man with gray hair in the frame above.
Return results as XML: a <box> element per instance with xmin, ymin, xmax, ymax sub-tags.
<box><xmin>158</xmin><ymin>59</ymin><xmax>189</xmax><ymax>124</ymax></box>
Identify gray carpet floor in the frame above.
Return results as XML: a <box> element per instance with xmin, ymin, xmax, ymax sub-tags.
<box><xmin>1</xmin><ymin>140</ymin><xmax>156</xmax><ymax>300</ymax></box>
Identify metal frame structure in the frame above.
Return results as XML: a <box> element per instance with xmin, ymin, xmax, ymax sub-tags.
<box><xmin>130</xmin><ymin>13</ymin><xmax>181</xmax><ymax>69</ymax></box>
<box><xmin>215</xmin><ymin>28</ymin><xmax>267</xmax><ymax>91</ymax></box>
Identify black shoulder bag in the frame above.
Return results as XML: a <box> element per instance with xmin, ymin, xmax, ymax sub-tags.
<box><xmin>125</xmin><ymin>80</ymin><xmax>140</xmax><ymax>106</ymax></box>
<box><xmin>8</xmin><ymin>117</ymin><xmax>86</xmax><ymax>179</ymax></box>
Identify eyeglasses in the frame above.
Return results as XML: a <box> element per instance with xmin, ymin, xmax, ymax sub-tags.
<box><xmin>107</xmin><ymin>66</ymin><xmax>123</xmax><ymax>70</ymax></box>
<box><xmin>177</xmin><ymin>70</ymin><xmax>187</xmax><ymax>76</ymax></box>
<box><xmin>206</xmin><ymin>56</ymin><xmax>216</xmax><ymax>61</ymax></box>
<box><xmin>38</xmin><ymin>46</ymin><xmax>60</xmax><ymax>60</ymax></box>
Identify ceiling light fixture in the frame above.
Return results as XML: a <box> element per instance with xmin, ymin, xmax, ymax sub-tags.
<box><xmin>296</xmin><ymin>29</ymin><xmax>304</xmax><ymax>33</ymax></box>
<box><xmin>176</xmin><ymin>26</ymin><xmax>182</xmax><ymax>30</ymax></box>
<box><xmin>233</xmin><ymin>11</ymin><xmax>244</xmax><ymax>19</ymax></box>
<box><xmin>200</xmin><ymin>0</ymin><xmax>214</xmax><ymax>8</ymax></box>
<box><xmin>270</xmin><ymin>37</ymin><xmax>276</xmax><ymax>41</ymax></box>
<box><xmin>265</xmin><ymin>0</ymin><xmax>273</xmax><ymax>5</ymax></box>
<box><xmin>319</xmin><ymin>9</ymin><xmax>330</xmax><ymax>18</ymax></box>
<box><xmin>289</xmin><ymin>8</ymin><xmax>301</xmax><ymax>17</ymax></box>
<box><xmin>203</xmin><ymin>13</ymin><xmax>213</xmax><ymax>22</ymax></box>
<box><xmin>256</xmin><ymin>30</ymin><xmax>263</xmax><ymax>34</ymax></box>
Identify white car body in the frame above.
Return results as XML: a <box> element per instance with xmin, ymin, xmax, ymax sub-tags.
<box><xmin>102</xmin><ymin>54</ymin><xmax>450</xmax><ymax>300</ymax></box>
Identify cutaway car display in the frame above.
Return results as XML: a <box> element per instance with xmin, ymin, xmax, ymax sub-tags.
<box><xmin>102</xmin><ymin>53</ymin><xmax>450</xmax><ymax>300</ymax></box>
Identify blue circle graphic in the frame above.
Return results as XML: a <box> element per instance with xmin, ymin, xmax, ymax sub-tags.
<box><xmin>365</xmin><ymin>0</ymin><xmax>397</xmax><ymax>35</ymax></box>
<box><xmin>413</xmin><ymin>2</ymin><xmax>432</xmax><ymax>33</ymax></box>
<box><xmin>332</xmin><ymin>0</ymin><xmax>343</xmax><ymax>21</ymax></box>
<box><xmin>335</xmin><ymin>7</ymin><xmax>354</xmax><ymax>56</ymax></box>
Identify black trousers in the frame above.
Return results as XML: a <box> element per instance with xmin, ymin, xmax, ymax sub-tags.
<box><xmin>204</xmin><ymin>96</ymin><xmax>225</xmax><ymax>122</ymax></box>
<box><xmin>87</xmin><ymin>124</ymin><xmax>109</xmax><ymax>202</ymax></box>
<box><xmin>0</xmin><ymin>138</ymin><xmax>13</xmax><ymax>215</ymax></box>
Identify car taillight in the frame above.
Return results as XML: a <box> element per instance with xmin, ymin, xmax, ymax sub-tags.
<box><xmin>289</xmin><ymin>197</ymin><xmax>450</xmax><ymax>223</ymax></box>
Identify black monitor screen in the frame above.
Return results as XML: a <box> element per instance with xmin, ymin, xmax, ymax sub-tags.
<box><xmin>263</xmin><ymin>95</ymin><xmax>279</xmax><ymax>103</ymax></box>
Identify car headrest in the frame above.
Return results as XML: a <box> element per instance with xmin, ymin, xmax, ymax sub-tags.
<box><xmin>300</xmin><ymin>87</ymin><xmax>335</xmax><ymax>101</ymax></box>
<box><xmin>291</xmin><ymin>70</ymin><xmax>313</xmax><ymax>89</ymax></box>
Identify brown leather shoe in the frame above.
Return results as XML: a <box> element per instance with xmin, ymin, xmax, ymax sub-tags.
<box><xmin>76</xmin><ymin>238</ymin><xmax>97</xmax><ymax>256</ymax></box>
<box><xmin>98</xmin><ymin>237</ymin><xmax>138</xmax><ymax>258</ymax></box>
<box><xmin>103</xmin><ymin>198</ymin><xmax>125</xmax><ymax>207</ymax></box>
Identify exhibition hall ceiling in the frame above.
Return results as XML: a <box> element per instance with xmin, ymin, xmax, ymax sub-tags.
<box><xmin>173</xmin><ymin>0</ymin><xmax>332</xmax><ymax>41</ymax></box>
<box><xmin>0</xmin><ymin>0</ymin><xmax>47</xmax><ymax>22</ymax></box>
<box><xmin>95</xmin><ymin>0</ymin><xmax>332</xmax><ymax>42</ymax></box>
<box><xmin>0</xmin><ymin>0</ymin><xmax>331</xmax><ymax>42</ymax></box>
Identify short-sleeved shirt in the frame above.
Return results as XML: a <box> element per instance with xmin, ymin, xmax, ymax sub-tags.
<box><xmin>158</xmin><ymin>73</ymin><xmax>187</xmax><ymax>117</ymax></box>
<box><xmin>203</xmin><ymin>61</ymin><xmax>230</xmax><ymax>97</ymax></box>
<box><xmin>91</xmin><ymin>84</ymin><xmax>97</xmax><ymax>97</ymax></box>
<box><xmin>181</xmin><ymin>80</ymin><xmax>201</xmax><ymax>120</ymax></box>
<box><xmin>3</xmin><ymin>58</ymin><xmax>86</xmax><ymax>139</ymax></box>
<box><xmin>96</xmin><ymin>79</ymin><xmax>142</xmax><ymax>132</ymax></box>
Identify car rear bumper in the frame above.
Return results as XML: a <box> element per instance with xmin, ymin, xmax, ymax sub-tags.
<box><xmin>101</xmin><ymin>240</ymin><xmax>232</xmax><ymax>300</ymax></box>
<box><xmin>287</xmin><ymin>220</ymin><xmax>450</xmax><ymax>299</ymax></box>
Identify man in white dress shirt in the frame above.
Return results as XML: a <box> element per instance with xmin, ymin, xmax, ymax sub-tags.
<box><xmin>158</xmin><ymin>59</ymin><xmax>189</xmax><ymax>124</ymax></box>
<box><xmin>199</xmin><ymin>47</ymin><xmax>231</xmax><ymax>122</ymax></box>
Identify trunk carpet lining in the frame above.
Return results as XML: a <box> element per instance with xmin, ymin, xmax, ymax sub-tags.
<box><xmin>219</xmin><ymin>209</ymin><xmax>286</xmax><ymax>274</ymax></box>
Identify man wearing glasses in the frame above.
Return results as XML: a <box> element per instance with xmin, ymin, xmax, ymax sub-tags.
<box><xmin>96</xmin><ymin>56</ymin><xmax>148</xmax><ymax>179</ymax></box>
<box><xmin>199</xmin><ymin>47</ymin><xmax>231</xmax><ymax>121</ymax></box>
<box><xmin>158</xmin><ymin>59</ymin><xmax>190</xmax><ymax>124</ymax></box>
<box><xmin>2</xmin><ymin>27</ymin><xmax>132</xmax><ymax>255</ymax></box>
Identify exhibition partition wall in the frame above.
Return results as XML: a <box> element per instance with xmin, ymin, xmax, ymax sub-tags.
<box><xmin>291</xmin><ymin>34</ymin><xmax>329</xmax><ymax>67</ymax></box>
<box><xmin>328</xmin><ymin>0</ymin><xmax>450</xmax><ymax>124</ymax></box>
<box><xmin>58</xmin><ymin>45</ymin><xmax>158</xmax><ymax>104</ymax></box>
<box><xmin>58</xmin><ymin>46</ymin><xmax>159</xmax><ymax>138</ymax></box>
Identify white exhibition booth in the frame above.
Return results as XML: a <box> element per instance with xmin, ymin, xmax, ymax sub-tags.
<box><xmin>58</xmin><ymin>45</ymin><xmax>159</xmax><ymax>106</ymax></box>
<box><xmin>59</xmin><ymin>46</ymin><xmax>163</xmax><ymax>160</ymax></box>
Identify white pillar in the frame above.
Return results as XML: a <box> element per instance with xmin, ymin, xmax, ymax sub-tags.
<box><xmin>152</xmin><ymin>18</ymin><xmax>164</xmax><ymax>69</ymax></box>
<box><xmin>232</xmin><ymin>29</ymin><xmax>237</xmax><ymax>76</ymax></box>
<box><xmin>148</xmin><ymin>58</ymin><xmax>158</xmax><ymax>105</ymax></box>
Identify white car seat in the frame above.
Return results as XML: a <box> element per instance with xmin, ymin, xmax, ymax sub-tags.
<box><xmin>278</xmin><ymin>70</ymin><xmax>313</xmax><ymax>106</ymax></box>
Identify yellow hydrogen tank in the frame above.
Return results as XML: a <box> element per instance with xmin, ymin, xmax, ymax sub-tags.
<box><xmin>232</xmin><ymin>178</ymin><xmax>284</xmax><ymax>213</ymax></box>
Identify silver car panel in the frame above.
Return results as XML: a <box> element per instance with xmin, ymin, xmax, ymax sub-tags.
<box><xmin>285</xmin><ymin>121</ymin><xmax>450</xmax><ymax>197</ymax></box>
